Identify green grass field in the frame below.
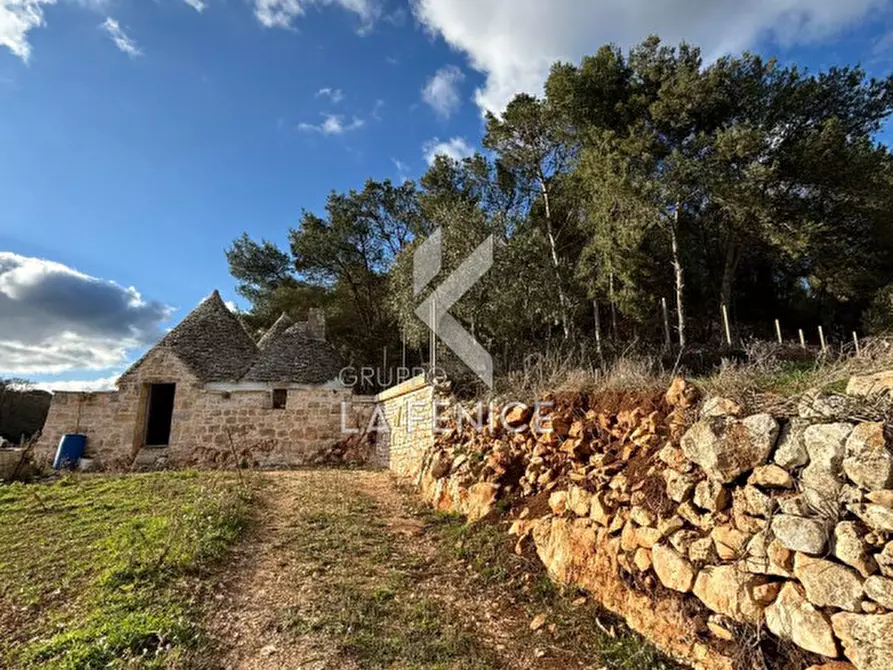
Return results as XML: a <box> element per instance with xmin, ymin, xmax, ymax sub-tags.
<box><xmin>0</xmin><ymin>472</ymin><xmax>251</xmax><ymax>669</ymax></box>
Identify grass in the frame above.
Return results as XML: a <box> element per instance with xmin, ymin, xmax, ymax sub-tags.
<box><xmin>0</xmin><ymin>471</ymin><xmax>252</xmax><ymax>669</ymax></box>
<box><xmin>280</xmin><ymin>479</ymin><xmax>497</xmax><ymax>669</ymax></box>
<box><xmin>420</xmin><ymin>510</ymin><xmax>682</xmax><ymax>670</ymax></box>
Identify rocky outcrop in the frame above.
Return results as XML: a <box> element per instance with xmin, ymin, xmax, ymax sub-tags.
<box><xmin>410</xmin><ymin>380</ymin><xmax>893</xmax><ymax>670</ymax></box>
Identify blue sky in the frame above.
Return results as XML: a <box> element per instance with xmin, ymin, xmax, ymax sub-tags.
<box><xmin>2</xmin><ymin>0</ymin><xmax>893</xmax><ymax>390</ymax></box>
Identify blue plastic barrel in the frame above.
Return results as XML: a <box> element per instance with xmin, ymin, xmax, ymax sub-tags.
<box><xmin>53</xmin><ymin>434</ymin><xmax>86</xmax><ymax>470</ymax></box>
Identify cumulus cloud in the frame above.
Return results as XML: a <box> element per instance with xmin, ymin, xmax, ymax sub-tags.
<box><xmin>421</xmin><ymin>64</ymin><xmax>465</xmax><ymax>119</ymax></box>
<box><xmin>34</xmin><ymin>375</ymin><xmax>120</xmax><ymax>393</ymax></box>
<box><xmin>298</xmin><ymin>113</ymin><xmax>365</xmax><ymax>134</ymax></box>
<box><xmin>100</xmin><ymin>17</ymin><xmax>141</xmax><ymax>57</ymax></box>
<box><xmin>422</xmin><ymin>136</ymin><xmax>474</xmax><ymax>165</ymax></box>
<box><xmin>315</xmin><ymin>86</ymin><xmax>345</xmax><ymax>103</ymax></box>
<box><xmin>0</xmin><ymin>0</ymin><xmax>55</xmax><ymax>61</ymax></box>
<box><xmin>254</xmin><ymin>0</ymin><xmax>382</xmax><ymax>33</ymax></box>
<box><xmin>0</xmin><ymin>252</ymin><xmax>171</xmax><ymax>375</ymax></box>
<box><xmin>183</xmin><ymin>0</ymin><xmax>207</xmax><ymax>11</ymax></box>
<box><xmin>411</xmin><ymin>0</ymin><xmax>892</xmax><ymax>114</ymax></box>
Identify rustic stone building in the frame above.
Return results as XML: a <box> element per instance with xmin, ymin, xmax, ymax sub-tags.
<box><xmin>36</xmin><ymin>291</ymin><xmax>366</xmax><ymax>469</ymax></box>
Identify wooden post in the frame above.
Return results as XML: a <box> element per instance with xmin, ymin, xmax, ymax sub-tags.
<box><xmin>853</xmin><ymin>331</ymin><xmax>861</xmax><ymax>356</ymax></box>
<box><xmin>721</xmin><ymin>304</ymin><xmax>732</xmax><ymax>347</ymax></box>
<box><xmin>775</xmin><ymin>319</ymin><xmax>783</xmax><ymax>345</ymax></box>
<box><xmin>798</xmin><ymin>329</ymin><xmax>806</xmax><ymax>349</ymax></box>
<box><xmin>818</xmin><ymin>325</ymin><xmax>827</xmax><ymax>353</ymax></box>
<box><xmin>593</xmin><ymin>299</ymin><xmax>603</xmax><ymax>358</ymax></box>
<box><xmin>661</xmin><ymin>297</ymin><xmax>672</xmax><ymax>349</ymax></box>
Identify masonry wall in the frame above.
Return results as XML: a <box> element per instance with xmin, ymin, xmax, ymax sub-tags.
<box><xmin>373</xmin><ymin>375</ymin><xmax>436</xmax><ymax>476</ymax></box>
<box><xmin>36</xmin><ymin>346</ymin><xmax>366</xmax><ymax>469</ymax></box>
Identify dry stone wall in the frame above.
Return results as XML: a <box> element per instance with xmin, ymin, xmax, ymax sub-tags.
<box><xmin>372</xmin><ymin>375</ymin><xmax>436</xmax><ymax>474</ymax></box>
<box><xmin>404</xmin><ymin>378</ymin><xmax>893</xmax><ymax>670</ymax></box>
<box><xmin>36</xmin><ymin>347</ymin><xmax>370</xmax><ymax>469</ymax></box>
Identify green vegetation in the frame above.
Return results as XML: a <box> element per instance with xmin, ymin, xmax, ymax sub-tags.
<box><xmin>282</xmin><ymin>484</ymin><xmax>498</xmax><ymax>669</ymax></box>
<box><xmin>423</xmin><ymin>511</ymin><xmax>681</xmax><ymax>670</ymax></box>
<box><xmin>0</xmin><ymin>472</ymin><xmax>252</xmax><ymax>669</ymax></box>
<box><xmin>229</xmin><ymin>36</ymin><xmax>893</xmax><ymax>387</ymax></box>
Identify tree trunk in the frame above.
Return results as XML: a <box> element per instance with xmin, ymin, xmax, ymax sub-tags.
<box><xmin>608</xmin><ymin>270</ymin><xmax>618</xmax><ymax>339</ymax></box>
<box><xmin>540</xmin><ymin>180</ymin><xmax>571</xmax><ymax>340</ymax></box>
<box><xmin>720</xmin><ymin>237</ymin><xmax>739</xmax><ymax>313</ymax></box>
<box><xmin>592</xmin><ymin>298</ymin><xmax>602</xmax><ymax>358</ymax></box>
<box><xmin>670</xmin><ymin>206</ymin><xmax>686</xmax><ymax>349</ymax></box>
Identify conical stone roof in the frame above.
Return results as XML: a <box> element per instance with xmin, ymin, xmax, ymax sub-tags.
<box><xmin>242</xmin><ymin>322</ymin><xmax>344</xmax><ymax>384</ymax></box>
<box><xmin>257</xmin><ymin>313</ymin><xmax>295</xmax><ymax>351</ymax></box>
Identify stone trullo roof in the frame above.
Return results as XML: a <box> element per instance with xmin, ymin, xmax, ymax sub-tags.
<box><xmin>257</xmin><ymin>313</ymin><xmax>295</xmax><ymax>351</ymax></box>
<box><xmin>241</xmin><ymin>322</ymin><xmax>344</xmax><ymax>384</ymax></box>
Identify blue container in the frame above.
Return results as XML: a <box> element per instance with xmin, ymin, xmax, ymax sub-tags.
<box><xmin>53</xmin><ymin>434</ymin><xmax>86</xmax><ymax>470</ymax></box>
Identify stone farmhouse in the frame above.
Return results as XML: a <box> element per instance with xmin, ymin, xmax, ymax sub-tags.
<box><xmin>36</xmin><ymin>291</ymin><xmax>366</xmax><ymax>469</ymax></box>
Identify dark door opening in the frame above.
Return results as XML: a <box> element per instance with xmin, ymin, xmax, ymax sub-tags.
<box><xmin>145</xmin><ymin>383</ymin><xmax>176</xmax><ymax>446</ymax></box>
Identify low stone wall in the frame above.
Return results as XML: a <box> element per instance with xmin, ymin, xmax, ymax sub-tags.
<box><xmin>0</xmin><ymin>449</ymin><xmax>25</xmax><ymax>481</ymax></box>
<box><xmin>410</xmin><ymin>379</ymin><xmax>893</xmax><ymax>670</ymax></box>
<box><xmin>372</xmin><ymin>375</ymin><xmax>436</xmax><ymax>474</ymax></box>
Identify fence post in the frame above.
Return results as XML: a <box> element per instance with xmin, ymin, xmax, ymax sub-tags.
<box><xmin>775</xmin><ymin>319</ymin><xmax>783</xmax><ymax>345</ymax></box>
<box><xmin>818</xmin><ymin>325</ymin><xmax>827</xmax><ymax>353</ymax></box>
<box><xmin>721</xmin><ymin>304</ymin><xmax>732</xmax><ymax>347</ymax></box>
<box><xmin>853</xmin><ymin>331</ymin><xmax>861</xmax><ymax>356</ymax></box>
<box><xmin>798</xmin><ymin>329</ymin><xmax>806</xmax><ymax>349</ymax></box>
<box><xmin>661</xmin><ymin>297</ymin><xmax>672</xmax><ymax>349</ymax></box>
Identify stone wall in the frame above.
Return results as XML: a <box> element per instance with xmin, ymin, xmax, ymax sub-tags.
<box><xmin>0</xmin><ymin>449</ymin><xmax>25</xmax><ymax>481</ymax></box>
<box><xmin>410</xmin><ymin>379</ymin><xmax>893</xmax><ymax>670</ymax></box>
<box><xmin>36</xmin><ymin>347</ymin><xmax>367</xmax><ymax>469</ymax></box>
<box><xmin>372</xmin><ymin>375</ymin><xmax>436</xmax><ymax>475</ymax></box>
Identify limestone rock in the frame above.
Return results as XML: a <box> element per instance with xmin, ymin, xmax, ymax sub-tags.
<box><xmin>799</xmin><ymin>392</ymin><xmax>850</xmax><ymax>420</ymax></box>
<box><xmin>867</xmin><ymin>490</ymin><xmax>893</xmax><ymax>507</ymax></box>
<box><xmin>658</xmin><ymin>444</ymin><xmax>692</xmax><ymax>472</ymax></box>
<box><xmin>664</xmin><ymin>469</ymin><xmax>697</xmax><ymax>503</ymax></box>
<box><xmin>689</xmin><ymin>537</ymin><xmax>717</xmax><ymax>563</ymax></box>
<box><xmin>775</xmin><ymin>418</ymin><xmax>811</xmax><ymax>470</ymax></box>
<box><xmin>431</xmin><ymin>453</ymin><xmax>452</xmax><ymax>479</ymax></box>
<box><xmin>806</xmin><ymin>664</ymin><xmax>856</xmax><ymax>670</ymax></box>
<box><xmin>589</xmin><ymin>492</ymin><xmax>612</xmax><ymax>526</ymax></box>
<box><xmin>693</xmin><ymin>479</ymin><xmax>730</xmax><ymax>512</ymax></box>
<box><xmin>549</xmin><ymin>490</ymin><xmax>568</xmax><ymax>515</ymax></box>
<box><xmin>744</xmin><ymin>530</ymin><xmax>793</xmax><ymax>577</ymax></box>
<box><xmin>765</xmin><ymin>582</ymin><xmax>839</xmax><ymax>658</ymax></box>
<box><xmin>794</xmin><ymin>553</ymin><xmax>865</xmax><ymax>612</ymax></box>
<box><xmin>847</xmin><ymin>371</ymin><xmax>893</xmax><ymax>398</ymax></box>
<box><xmin>633</xmin><ymin>547</ymin><xmax>653</xmax><ymax>572</ymax></box>
<box><xmin>707</xmin><ymin>615</ymin><xmax>735</xmax><ymax>641</ymax></box>
<box><xmin>669</xmin><ymin>529</ymin><xmax>700</xmax><ymax>555</ymax></box>
<box><xmin>878</xmin><ymin>543</ymin><xmax>893</xmax><ymax>578</ymax></box>
<box><xmin>849</xmin><ymin>504</ymin><xmax>893</xmax><ymax>533</ymax></box>
<box><xmin>779</xmin><ymin>494</ymin><xmax>811</xmax><ymax>516</ymax></box>
<box><xmin>802</xmin><ymin>422</ymin><xmax>854</xmax><ymax>515</ymax></box>
<box><xmin>566</xmin><ymin>485</ymin><xmax>593</xmax><ymax>517</ymax></box>
<box><xmin>738</xmin><ymin>485</ymin><xmax>777</xmax><ymax>518</ymax></box>
<box><xmin>634</xmin><ymin>526</ymin><xmax>663</xmax><ymax>550</ymax></box>
<box><xmin>712</xmin><ymin>525</ymin><xmax>750</xmax><ymax>561</ymax></box>
<box><xmin>680</xmin><ymin>413</ymin><xmax>779</xmax><ymax>483</ymax></box>
<box><xmin>652</xmin><ymin>543</ymin><xmax>697</xmax><ymax>593</ymax></box>
<box><xmin>749</xmin><ymin>464</ymin><xmax>795</xmax><ymax>489</ymax></box>
<box><xmin>832</xmin><ymin>612</ymin><xmax>893</xmax><ymax>670</ymax></box>
<box><xmin>834</xmin><ymin>521</ymin><xmax>878</xmax><ymax>578</ymax></box>
<box><xmin>771</xmin><ymin>515</ymin><xmax>830</xmax><ymax>555</ymax></box>
<box><xmin>844</xmin><ymin>423</ymin><xmax>893</xmax><ymax>492</ymax></box>
<box><xmin>700</xmin><ymin>397</ymin><xmax>743</xmax><ymax>419</ymax></box>
<box><xmin>630</xmin><ymin>506</ymin><xmax>656</xmax><ymax>527</ymax></box>
<box><xmin>466</xmin><ymin>482</ymin><xmax>499</xmax><ymax>521</ymax></box>
<box><xmin>657</xmin><ymin>515</ymin><xmax>685</xmax><ymax>537</ymax></box>
<box><xmin>693</xmin><ymin>565</ymin><xmax>771</xmax><ymax>623</ymax></box>
<box><xmin>666</xmin><ymin>376</ymin><xmax>699</xmax><ymax>409</ymax></box>
<box><xmin>504</xmin><ymin>404</ymin><xmax>532</xmax><ymax>428</ymax></box>
<box><xmin>865</xmin><ymin>576</ymin><xmax>893</xmax><ymax>610</ymax></box>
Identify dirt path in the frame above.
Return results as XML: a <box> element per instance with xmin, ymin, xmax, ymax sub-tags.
<box><xmin>202</xmin><ymin>470</ymin><xmax>669</xmax><ymax>670</ymax></box>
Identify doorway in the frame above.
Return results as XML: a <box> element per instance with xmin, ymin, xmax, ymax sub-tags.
<box><xmin>145</xmin><ymin>383</ymin><xmax>176</xmax><ymax>446</ymax></box>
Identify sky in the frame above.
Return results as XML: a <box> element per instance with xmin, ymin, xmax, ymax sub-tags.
<box><xmin>2</xmin><ymin>0</ymin><xmax>893</xmax><ymax>391</ymax></box>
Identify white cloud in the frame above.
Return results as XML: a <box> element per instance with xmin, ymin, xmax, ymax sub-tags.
<box><xmin>315</xmin><ymin>86</ymin><xmax>345</xmax><ymax>103</ymax></box>
<box><xmin>224</xmin><ymin>299</ymin><xmax>238</xmax><ymax>312</ymax></box>
<box><xmin>0</xmin><ymin>252</ymin><xmax>171</xmax><ymax>375</ymax></box>
<box><xmin>411</xmin><ymin>0</ymin><xmax>892</xmax><ymax>114</ymax></box>
<box><xmin>298</xmin><ymin>113</ymin><xmax>365</xmax><ymax>135</ymax></box>
<box><xmin>392</xmin><ymin>157</ymin><xmax>410</xmax><ymax>181</ymax></box>
<box><xmin>100</xmin><ymin>17</ymin><xmax>141</xmax><ymax>57</ymax></box>
<box><xmin>421</xmin><ymin>64</ymin><xmax>465</xmax><ymax>119</ymax></box>
<box><xmin>34</xmin><ymin>374</ymin><xmax>120</xmax><ymax>392</ymax></box>
<box><xmin>183</xmin><ymin>0</ymin><xmax>207</xmax><ymax>11</ymax></box>
<box><xmin>422</xmin><ymin>136</ymin><xmax>474</xmax><ymax>165</ymax></box>
<box><xmin>254</xmin><ymin>0</ymin><xmax>382</xmax><ymax>33</ymax></box>
<box><xmin>0</xmin><ymin>0</ymin><xmax>55</xmax><ymax>61</ymax></box>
